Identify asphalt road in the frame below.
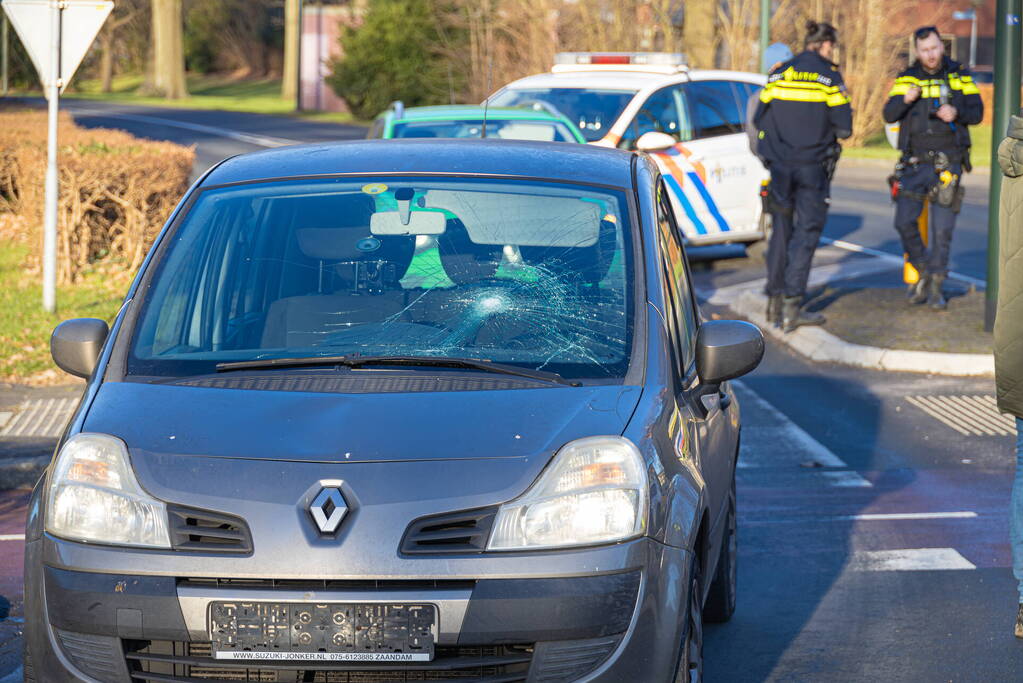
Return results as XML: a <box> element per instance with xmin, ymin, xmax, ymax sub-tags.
<box><xmin>0</xmin><ymin>101</ymin><xmax>1017</xmax><ymax>681</ymax></box>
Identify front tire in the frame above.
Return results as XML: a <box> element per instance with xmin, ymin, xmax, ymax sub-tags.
<box><xmin>704</xmin><ymin>477</ymin><xmax>737</xmax><ymax>623</ymax></box>
<box><xmin>674</xmin><ymin>558</ymin><xmax>704</xmax><ymax>683</ymax></box>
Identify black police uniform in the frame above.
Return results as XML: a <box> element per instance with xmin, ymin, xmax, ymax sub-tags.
<box><xmin>883</xmin><ymin>57</ymin><xmax>982</xmax><ymax>283</ymax></box>
<box><xmin>754</xmin><ymin>51</ymin><xmax>853</xmax><ymax>307</ymax></box>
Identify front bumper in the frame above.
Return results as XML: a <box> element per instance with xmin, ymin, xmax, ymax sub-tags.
<box><xmin>26</xmin><ymin>536</ymin><xmax>692</xmax><ymax>682</ymax></box>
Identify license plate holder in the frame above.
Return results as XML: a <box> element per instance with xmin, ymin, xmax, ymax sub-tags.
<box><xmin>208</xmin><ymin>602</ymin><xmax>436</xmax><ymax>662</ymax></box>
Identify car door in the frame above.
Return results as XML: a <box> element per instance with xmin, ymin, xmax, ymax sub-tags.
<box><xmin>654</xmin><ymin>182</ymin><xmax>732</xmax><ymax>525</ymax></box>
<box><xmin>679</xmin><ymin>79</ymin><xmax>768</xmax><ymax>241</ymax></box>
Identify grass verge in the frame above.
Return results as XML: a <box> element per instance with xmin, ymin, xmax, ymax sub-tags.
<box><xmin>0</xmin><ymin>241</ymin><xmax>126</xmax><ymax>385</ymax></box>
<box><xmin>57</xmin><ymin>73</ymin><xmax>362</xmax><ymax>124</ymax></box>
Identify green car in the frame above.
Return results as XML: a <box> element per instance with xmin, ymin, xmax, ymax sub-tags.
<box><xmin>367</xmin><ymin>102</ymin><xmax>586</xmax><ymax>143</ymax></box>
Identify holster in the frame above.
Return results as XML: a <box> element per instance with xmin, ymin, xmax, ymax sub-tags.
<box><xmin>822</xmin><ymin>142</ymin><xmax>842</xmax><ymax>182</ymax></box>
<box><xmin>760</xmin><ymin>178</ymin><xmax>793</xmax><ymax>217</ymax></box>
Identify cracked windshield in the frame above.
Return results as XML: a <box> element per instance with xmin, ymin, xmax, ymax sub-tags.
<box><xmin>130</xmin><ymin>177</ymin><xmax>634</xmax><ymax>380</ymax></box>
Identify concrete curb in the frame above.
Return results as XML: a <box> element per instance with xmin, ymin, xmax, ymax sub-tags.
<box><xmin>731</xmin><ymin>288</ymin><xmax>995</xmax><ymax>377</ymax></box>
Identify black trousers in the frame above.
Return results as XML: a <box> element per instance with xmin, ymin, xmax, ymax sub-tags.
<box><xmin>765</xmin><ymin>162</ymin><xmax>830</xmax><ymax>298</ymax></box>
<box><xmin>893</xmin><ymin>160</ymin><xmax>960</xmax><ymax>277</ymax></box>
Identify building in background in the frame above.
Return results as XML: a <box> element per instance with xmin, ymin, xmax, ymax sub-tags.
<box><xmin>299</xmin><ymin>0</ymin><xmax>362</xmax><ymax>113</ymax></box>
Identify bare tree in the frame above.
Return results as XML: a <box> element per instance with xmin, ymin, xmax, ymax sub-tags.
<box><xmin>683</xmin><ymin>0</ymin><xmax>716</xmax><ymax>68</ymax></box>
<box><xmin>146</xmin><ymin>0</ymin><xmax>187</xmax><ymax>99</ymax></box>
<box><xmin>96</xmin><ymin>2</ymin><xmax>141</xmax><ymax>93</ymax></box>
<box><xmin>718</xmin><ymin>0</ymin><xmax>761</xmax><ymax>72</ymax></box>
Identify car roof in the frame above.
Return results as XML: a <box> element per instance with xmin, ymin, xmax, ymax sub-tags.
<box><xmin>202</xmin><ymin>139</ymin><xmax>637</xmax><ymax>188</ymax></box>
<box><xmin>499</xmin><ymin>69</ymin><xmax>766</xmax><ymax>92</ymax></box>
<box><xmin>394</xmin><ymin>105</ymin><xmax>567</xmax><ymax>122</ymax></box>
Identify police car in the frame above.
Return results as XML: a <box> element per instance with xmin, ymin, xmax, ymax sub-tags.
<box><xmin>488</xmin><ymin>52</ymin><xmax>769</xmax><ymax>246</ymax></box>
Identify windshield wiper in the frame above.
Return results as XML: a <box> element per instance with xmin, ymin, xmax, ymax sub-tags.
<box><xmin>215</xmin><ymin>355</ymin><xmax>582</xmax><ymax>387</ymax></box>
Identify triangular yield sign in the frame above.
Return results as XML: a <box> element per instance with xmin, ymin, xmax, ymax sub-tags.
<box><xmin>2</xmin><ymin>0</ymin><xmax>113</xmax><ymax>96</ymax></box>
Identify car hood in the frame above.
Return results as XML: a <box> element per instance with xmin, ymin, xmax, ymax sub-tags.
<box><xmin>82</xmin><ymin>380</ymin><xmax>643</xmax><ymax>464</ymax></box>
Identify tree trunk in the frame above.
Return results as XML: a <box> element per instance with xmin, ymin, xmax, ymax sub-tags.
<box><xmin>282</xmin><ymin>0</ymin><xmax>300</xmax><ymax>102</ymax></box>
<box><xmin>99</xmin><ymin>31</ymin><xmax>114</xmax><ymax>93</ymax></box>
<box><xmin>148</xmin><ymin>0</ymin><xmax>187</xmax><ymax>99</ymax></box>
<box><xmin>684</xmin><ymin>0</ymin><xmax>717</xmax><ymax>69</ymax></box>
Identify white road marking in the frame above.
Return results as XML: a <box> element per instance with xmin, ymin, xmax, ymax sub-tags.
<box><xmin>841</xmin><ymin>511</ymin><xmax>977</xmax><ymax>521</ymax></box>
<box><xmin>849</xmin><ymin>548</ymin><xmax>976</xmax><ymax>572</ymax></box>
<box><xmin>0</xmin><ymin>534</ymin><xmax>25</xmax><ymax>541</ymax></box>
<box><xmin>70</xmin><ymin>107</ymin><xmax>299</xmax><ymax>148</ymax></box>
<box><xmin>905</xmin><ymin>394</ymin><xmax>1016</xmax><ymax>437</ymax></box>
<box><xmin>733</xmin><ymin>381</ymin><xmax>873</xmax><ymax>487</ymax></box>
<box><xmin>746</xmin><ymin>511</ymin><xmax>978</xmax><ymax>524</ymax></box>
<box><xmin>0</xmin><ymin>397</ymin><xmax>77</xmax><ymax>438</ymax></box>
<box><xmin>819</xmin><ymin>237</ymin><xmax>986</xmax><ymax>289</ymax></box>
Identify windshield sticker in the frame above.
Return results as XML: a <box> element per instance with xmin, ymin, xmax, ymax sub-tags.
<box><xmin>362</xmin><ymin>183</ymin><xmax>388</xmax><ymax>195</ymax></box>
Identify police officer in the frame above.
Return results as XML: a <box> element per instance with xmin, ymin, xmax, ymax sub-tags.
<box><xmin>884</xmin><ymin>26</ymin><xmax>982</xmax><ymax>310</ymax></box>
<box><xmin>754</xmin><ymin>21</ymin><xmax>853</xmax><ymax>332</ymax></box>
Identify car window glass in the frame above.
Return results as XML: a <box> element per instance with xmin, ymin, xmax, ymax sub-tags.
<box><xmin>130</xmin><ymin>177</ymin><xmax>635</xmax><ymax>381</ymax></box>
<box><xmin>619</xmin><ymin>86</ymin><xmax>692</xmax><ymax>151</ymax></box>
<box><xmin>391</xmin><ymin>119</ymin><xmax>576</xmax><ymax>142</ymax></box>
<box><xmin>488</xmin><ymin>88</ymin><xmax>636</xmax><ymax>142</ymax></box>
<box><xmin>656</xmin><ymin>182</ymin><xmax>697</xmax><ymax>369</ymax></box>
<box><xmin>686</xmin><ymin>80</ymin><xmax>745</xmax><ymax>139</ymax></box>
<box><xmin>368</xmin><ymin>118</ymin><xmax>385</xmax><ymax>139</ymax></box>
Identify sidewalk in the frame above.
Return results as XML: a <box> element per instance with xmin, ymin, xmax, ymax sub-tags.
<box><xmin>702</xmin><ymin>241</ymin><xmax>995</xmax><ymax>377</ymax></box>
<box><xmin>0</xmin><ymin>383</ymin><xmax>82</xmax><ymax>491</ymax></box>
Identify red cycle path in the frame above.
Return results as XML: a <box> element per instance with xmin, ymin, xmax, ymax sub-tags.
<box><xmin>0</xmin><ymin>490</ymin><xmax>29</xmax><ymax>603</ymax></box>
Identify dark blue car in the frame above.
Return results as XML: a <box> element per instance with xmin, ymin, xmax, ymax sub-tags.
<box><xmin>27</xmin><ymin>139</ymin><xmax>763</xmax><ymax>682</ymax></box>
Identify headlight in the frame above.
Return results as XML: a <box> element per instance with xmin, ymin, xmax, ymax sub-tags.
<box><xmin>488</xmin><ymin>436</ymin><xmax>648</xmax><ymax>551</ymax></box>
<box><xmin>45</xmin><ymin>433</ymin><xmax>170</xmax><ymax>548</ymax></box>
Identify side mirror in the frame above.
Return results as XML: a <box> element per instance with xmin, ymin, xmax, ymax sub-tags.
<box><xmin>696</xmin><ymin>320</ymin><xmax>764</xmax><ymax>385</ymax></box>
<box><xmin>51</xmin><ymin>319</ymin><xmax>109</xmax><ymax>379</ymax></box>
<box><xmin>636</xmin><ymin>131</ymin><xmax>678</xmax><ymax>152</ymax></box>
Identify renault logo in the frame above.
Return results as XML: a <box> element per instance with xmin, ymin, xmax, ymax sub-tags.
<box><xmin>309</xmin><ymin>486</ymin><xmax>348</xmax><ymax>534</ymax></box>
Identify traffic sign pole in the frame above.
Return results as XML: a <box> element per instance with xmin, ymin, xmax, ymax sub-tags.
<box><xmin>41</xmin><ymin>0</ymin><xmax>59</xmax><ymax>312</ymax></box>
<box><xmin>1</xmin><ymin>0</ymin><xmax>113</xmax><ymax>312</ymax></box>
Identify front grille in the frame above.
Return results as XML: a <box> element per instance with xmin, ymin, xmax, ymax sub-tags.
<box><xmin>400</xmin><ymin>508</ymin><xmax>497</xmax><ymax>555</ymax></box>
<box><xmin>178</xmin><ymin>578</ymin><xmax>477</xmax><ymax>592</ymax></box>
<box><xmin>168</xmin><ymin>506</ymin><xmax>252</xmax><ymax>554</ymax></box>
<box><xmin>56</xmin><ymin>629</ymin><xmax>124</xmax><ymax>682</ymax></box>
<box><xmin>124</xmin><ymin>640</ymin><xmax>532</xmax><ymax>682</ymax></box>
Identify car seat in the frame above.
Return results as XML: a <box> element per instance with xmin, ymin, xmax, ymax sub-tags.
<box><xmin>260</xmin><ymin>196</ymin><xmax>416</xmax><ymax>349</ymax></box>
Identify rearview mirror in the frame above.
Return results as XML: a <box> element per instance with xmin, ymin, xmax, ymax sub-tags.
<box><xmin>370</xmin><ymin>210</ymin><xmax>446</xmax><ymax>235</ymax></box>
<box><xmin>695</xmin><ymin>320</ymin><xmax>764</xmax><ymax>385</ymax></box>
<box><xmin>51</xmin><ymin>318</ymin><xmax>109</xmax><ymax>379</ymax></box>
<box><xmin>636</xmin><ymin>131</ymin><xmax>678</xmax><ymax>152</ymax></box>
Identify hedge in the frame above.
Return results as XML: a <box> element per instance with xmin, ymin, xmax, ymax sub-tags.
<box><xmin>0</xmin><ymin>106</ymin><xmax>194</xmax><ymax>282</ymax></box>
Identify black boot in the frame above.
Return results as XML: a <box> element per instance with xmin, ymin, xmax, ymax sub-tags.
<box><xmin>766</xmin><ymin>294</ymin><xmax>783</xmax><ymax>327</ymax></box>
<box><xmin>781</xmin><ymin>296</ymin><xmax>825</xmax><ymax>333</ymax></box>
<box><xmin>927</xmin><ymin>274</ymin><xmax>947</xmax><ymax>310</ymax></box>
<box><xmin>907</xmin><ymin>272</ymin><xmax>930</xmax><ymax>305</ymax></box>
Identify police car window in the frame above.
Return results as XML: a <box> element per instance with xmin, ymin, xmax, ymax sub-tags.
<box><xmin>686</xmin><ymin>80</ymin><xmax>745</xmax><ymax>139</ymax></box>
<box><xmin>488</xmin><ymin>88</ymin><xmax>635</xmax><ymax>142</ymax></box>
<box><xmin>619</xmin><ymin>86</ymin><xmax>690</xmax><ymax>150</ymax></box>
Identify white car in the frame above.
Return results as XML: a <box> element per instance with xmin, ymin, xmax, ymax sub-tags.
<box><xmin>489</xmin><ymin>53</ymin><xmax>769</xmax><ymax>246</ymax></box>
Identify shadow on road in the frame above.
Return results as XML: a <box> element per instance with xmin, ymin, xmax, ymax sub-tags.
<box><xmin>704</xmin><ymin>367</ymin><xmax>903</xmax><ymax>681</ymax></box>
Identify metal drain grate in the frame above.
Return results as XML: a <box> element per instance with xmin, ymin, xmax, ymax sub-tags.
<box><xmin>905</xmin><ymin>394</ymin><xmax>1016</xmax><ymax>437</ymax></box>
<box><xmin>0</xmin><ymin>398</ymin><xmax>78</xmax><ymax>438</ymax></box>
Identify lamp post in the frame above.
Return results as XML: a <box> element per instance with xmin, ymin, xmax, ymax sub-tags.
<box><xmin>986</xmin><ymin>0</ymin><xmax>1022</xmax><ymax>331</ymax></box>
